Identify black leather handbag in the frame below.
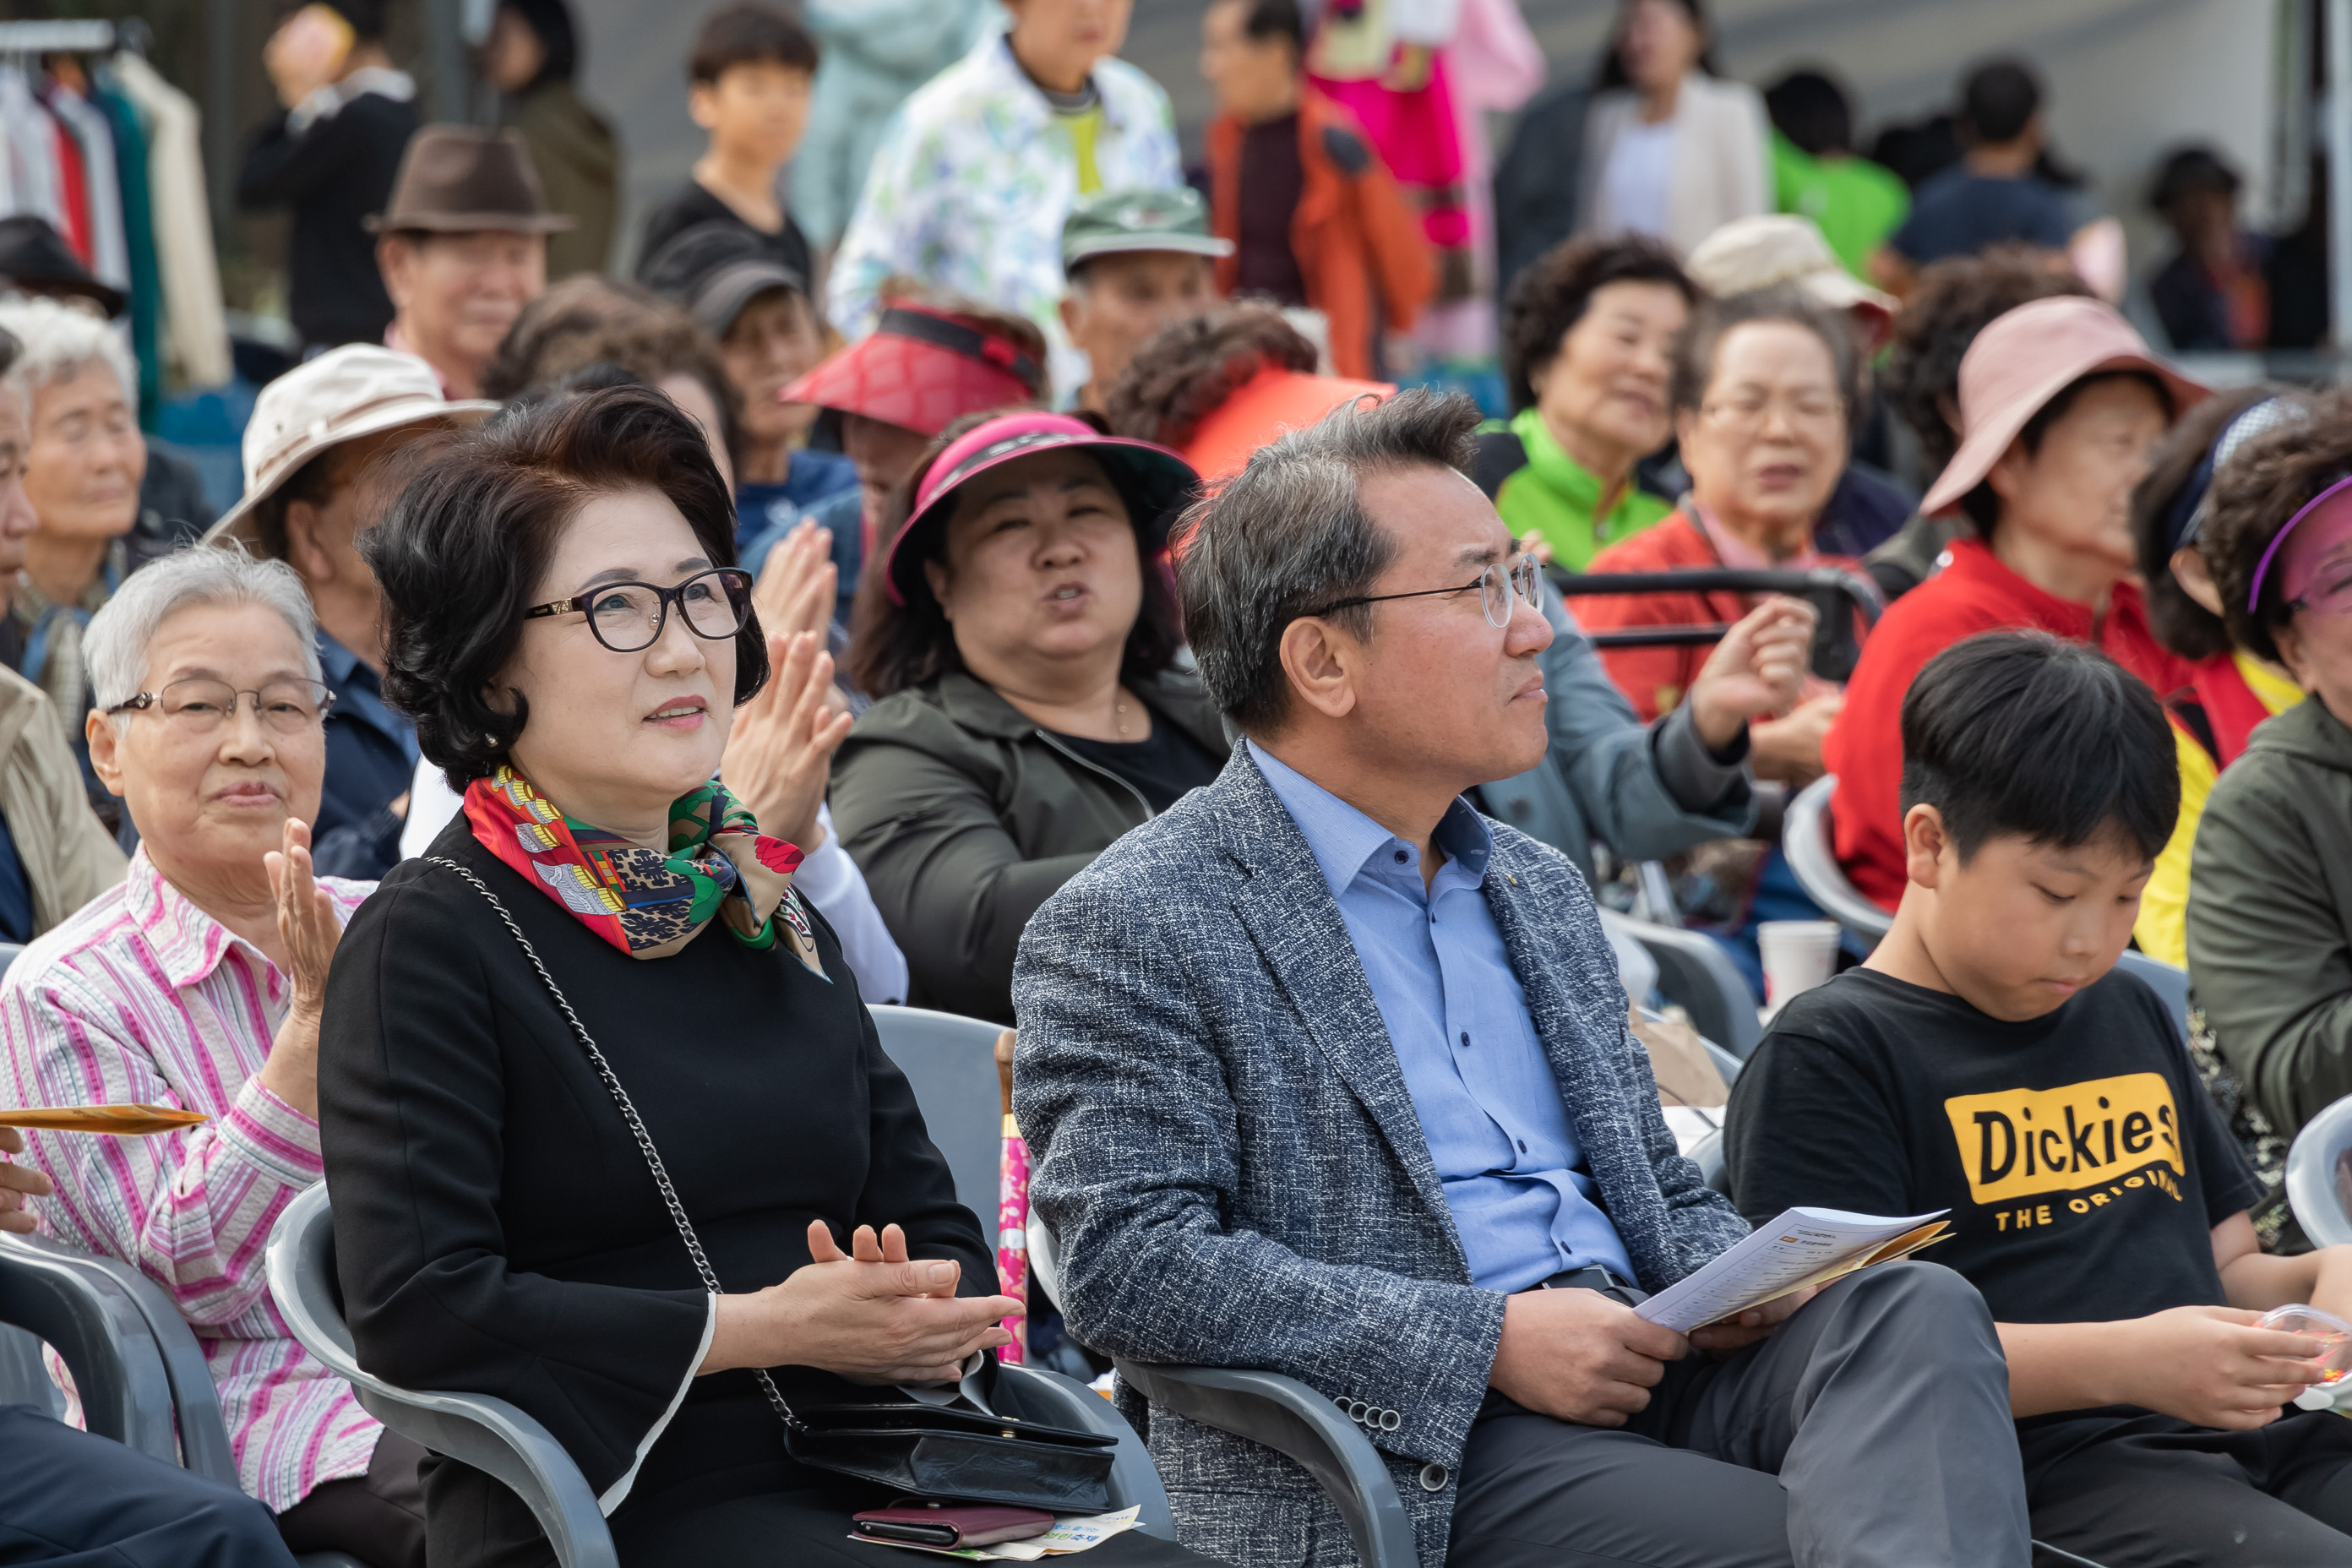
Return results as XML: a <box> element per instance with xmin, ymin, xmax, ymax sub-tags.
<box><xmin>431</xmin><ymin>858</ymin><xmax>1118</xmax><ymax>1512</ymax></box>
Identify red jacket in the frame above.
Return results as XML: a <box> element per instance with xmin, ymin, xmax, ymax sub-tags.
<box><xmin>1206</xmin><ymin>89</ymin><xmax>1434</xmax><ymax>383</ymax></box>
<box><xmin>1821</xmin><ymin>536</ymin><xmax>2195</xmax><ymax>910</ymax></box>
<box><xmin>1570</xmin><ymin>512</ymin><xmax>1866</xmax><ymax>721</ymax></box>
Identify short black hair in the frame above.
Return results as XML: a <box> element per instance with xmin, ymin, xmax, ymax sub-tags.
<box><xmin>1957</xmin><ymin>369</ymin><xmax>2172</xmax><ymax>537</ymax></box>
<box><xmin>500</xmin><ymin>0</ymin><xmax>580</xmax><ymax>87</ymax></box>
<box><xmin>1899</xmin><ymin>630</ymin><xmax>2178</xmax><ymax>865</ymax></box>
<box><xmin>1216</xmin><ymin>0</ymin><xmax>1304</xmax><ymax>54</ymax></box>
<box><xmin>366</xmin><ymin>384</ymin><xmax>768</xmax><ymax>789</ymax></box>
<box><xmin>313</xmin><ymin>0</ymin><xmax>388</xmax><ymax>42</ymax></box>
<box><xmin>1959</xmin><ymin>59</ymin><xmax>2041</xmax><ymax>147</ymax></box>
<box><xmin>1500</xmin><ymin>235</ymin><xmax>1697</xmax><ymax>414</ymax></box>
<box><xmin>2149</xmin><ymin>144</ymin><xmax>2241</xmax><ymax>215</ymax></box>
<box><xmin>1764</xmin><ymin>69</ymin><xmax>1853</xmax><ymax>158</ymax></box>
<box><xmin>689</xmin><ymin>2</ymin><xmax>818</xmax><ymax>85</ymax></box>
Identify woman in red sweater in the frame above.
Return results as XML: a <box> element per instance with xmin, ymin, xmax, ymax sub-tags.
<box><xmin>1821</xmin><ymin>295</ymin><xmax>2208</xmax><ymax>907</ymax></box>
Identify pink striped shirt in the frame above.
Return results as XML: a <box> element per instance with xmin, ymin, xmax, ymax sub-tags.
<box><xmin>0</xmin><ymin>848</ymin><xmax>378</xmax><ymax>1511</ymax></box>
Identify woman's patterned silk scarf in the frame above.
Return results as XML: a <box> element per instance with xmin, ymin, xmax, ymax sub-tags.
<box><xmin>462</xmin><ymin>765</ymin><xmax>826</xmax><ymax>976</ymax></box>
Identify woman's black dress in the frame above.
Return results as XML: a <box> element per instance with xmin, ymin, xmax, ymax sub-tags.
<box><xmin>318</xmin><ymin>817</ymin><xmax>1208</xmax><ymax>1565</ymax></box>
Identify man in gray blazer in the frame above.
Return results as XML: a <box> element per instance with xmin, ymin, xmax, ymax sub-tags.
<box><xmin>1013</xmin><ymin>389</ymin><xmax>2030</xmax><ymax>1568</ymax></box>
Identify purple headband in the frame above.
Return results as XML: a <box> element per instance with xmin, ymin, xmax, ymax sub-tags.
<box><xmin>2248</xmin><ymin>471</ymin><xmax>2352</xmax><ymax>612</ymax></box>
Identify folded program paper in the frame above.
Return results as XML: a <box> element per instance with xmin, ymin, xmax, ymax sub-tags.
<box><xmin>1636</xmin><ymin>1208</ymin><xmax>1951</xmax><ymax>1333</ymax></box>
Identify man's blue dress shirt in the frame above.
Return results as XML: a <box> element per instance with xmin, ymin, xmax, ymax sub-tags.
<box><xmin>1250</xmin><ymin>742</ymin><xmax>1636</xmax><ymax>1293</ymax></box>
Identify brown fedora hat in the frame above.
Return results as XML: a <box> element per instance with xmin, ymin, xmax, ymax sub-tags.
<box><xmin>366</xmin><ymin>125</ymin><xmax>574</xmax><ymax>234</ymax></box>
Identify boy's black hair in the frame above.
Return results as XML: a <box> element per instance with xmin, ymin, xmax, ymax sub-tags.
<box><xmin>1898</xmin><ymin>630</ymin><xmax>2179</xmax><ymax>864</ymax></box>
<box><xmin>1959</xmin><ymin>58</ymin><xmax>2041</xmax><ymax>147</ymax></box>
<box><xmin>689</xmin><ymin>2</ymin><xmax>818</xmax><ymax>85</ymax></box>
<box><xmin>1217</xmin><ymin>0</ymin><xmax>1304</xmax><ymax>55</ymax></box>
<box><xmin>1764</xmin><ymin>69</ymin><xmax>1853</xmax><ymax>158</ymax></box>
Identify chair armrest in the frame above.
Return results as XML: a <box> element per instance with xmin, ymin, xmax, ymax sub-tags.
<box><xmin>41</xmin><ymin>1239</ymin><xmax>243</xmax><ymax>1486</ymax></box>
<box><xmin>1113</xmin><ymin>1361</ymin><xmax>1418</xmax><ymax>1568</ymax></box>
<box><xmin>996</xmin><ymin>1363</ymin><xmax>1173</xmax><ymax>1538</ymax></box>
<box><xmin>352</xmin><ymin>1385</ymin><xmax>619</xmax><ymax>1568</ymax></box>
<box><xmin>0</xmin><ymin>1233</ymin><xmax>182</xmax><ymax>1469</ymax></box>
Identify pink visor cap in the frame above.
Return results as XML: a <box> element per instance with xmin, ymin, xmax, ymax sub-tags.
<box><xmin>2248</xmin><ymin>471</ymin><xmax>2352</xmax><ymax>612</ymax></box>
<box><xmin>1919</xmin><ymin>296</ymin><xmax>2210</xmax><ymax>518</ymax></box>
<box><xmin>881</xmin><ymin>412</ymin><xmax>1200</xmax><ymax>607</ymax></box>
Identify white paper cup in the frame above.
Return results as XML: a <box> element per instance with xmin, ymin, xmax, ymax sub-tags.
<box><xmin>1759</xmin><ymin>919</ymin><xmax>1842</xmax><ymax>1009</ymax></box>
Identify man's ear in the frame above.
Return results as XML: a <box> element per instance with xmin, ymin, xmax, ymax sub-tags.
<box><xmin>1057</xmin><ymin>292</ymin><xmax>1084</xmax><ymax>346</ymax></box>
<box><xmin>688</xmin><ymin>81</ymin><xmax>720</xmax><ymax>133</ymax></box>
<box><xmin>281</xmin><ymin>498</ymin><xmax>335</xmax><ymax>587</ymax></box>
<box><xmin>84</xmin><ymin>710</ymin><xmax>127</xmax><ymax>799</ymax></box>
<box><xmin>1276</xmin><ymin>616</ymin><xmax>1359</xmax><ymax>722</ymax></box>
<box><xmin>1901</xmin><ymin>803</ymin><xmax>1950</xmax><ymax>891</ymax></box>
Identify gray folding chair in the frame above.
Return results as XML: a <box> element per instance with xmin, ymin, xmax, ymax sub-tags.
<box><xmin>866</xmin><ymin>1004</ymin><xmax>1008</xmax><ymax>1217</ymax></box>
<box><xmin>2284</xmin><ymin>1093</ymin><xmax>2352</xmax><ymax>1250</ymax></box>
<box><xmin>2112</xmin><ymin>950</ymin><xmax>2192</xmax><ymax>1046</ymax></box>
<box><xmin>0</xmin><ymin>943</ymin><xmax>24</xmax><ymax>978</ymax></box>
<box><xmin>1783</xmin><ymin>776</ymin><xmax>1892</xmax><ymax>948</ymax></box>
<box><xmin>267</xmin><ymin>1183</ymin><xmax>1167</xmax><ymax>1566</ymax></box>
<box><xmin>1024</xmin><ymin>1218</ymin><xmax>1417</xmax><ymax>1568</ymax></box>
<box><xmin>0</xmin><ymin>1229</ymin><xmax>361</xmax><ymax>1567</ymax></box>
<box><xmin>1606</xmin><ymin>909</ymin><xmax>1763</xmax><ymax>1059</ymax></box>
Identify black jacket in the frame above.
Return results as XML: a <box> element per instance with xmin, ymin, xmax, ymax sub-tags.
<box><xmin>830</xmin><ymin>668</ymin><xmax>1231</xmax><ymax>1023</ymax></box>
<box><xmin>237</xmin><ymin>90</ymin><xmax>417</xmax><ymax>349</ymax></box>
<box><xmin>318</xmin><ymin>816</ymin><xmax>991</xmax><ymax>1562</ymax></box>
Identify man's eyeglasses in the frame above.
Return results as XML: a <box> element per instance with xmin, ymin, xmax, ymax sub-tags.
<box><xmin>107</xmin><ymin>678</ymin><xmax>334</xmax><ymax>735</ymax></box>
<box><xmin>525</xmin><ymin>567</ymin><xmax>755</xmax><ymax>654</ymax></box>
<box><xmin>1304</xmin><ymin>556</ymin><xmax>1541</xmax><ymax>630</ymax></box>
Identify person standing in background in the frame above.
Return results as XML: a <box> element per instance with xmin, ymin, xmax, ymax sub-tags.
<box><xmin>1764</xmin><ymin>68</ymin><xmax>1908</xmax><ymax>281</ymax></box>
<box><xmin>372</xmin><ymin>127</ymin><xmax>566</xmax><ymax>401</ymax></box>
<box><xmin>2148</xmin><ymin>146</ymin><xmax>2272</xmax><ymax>353</ymax></box>
<box><xmin>791</xmin><ymin>0</ymin><xmax>1002</xmax><ymax>260</ymax></box>
<box><xmin>237</xmin><ymin>0</ymin><xmax>418</xmax><ymax>352</ymax></box>
<box><xmin>830</xmin><ymin>0</ymin><xmax>1180</xmax><ymax>401</ymax></box>
<box><xmin>635</xmin><ymin>5</ymin><xmax>819</xmax><ymax>295</ymax></box>
<box><xmin>1059</xmin><ymin>188</ymin><xmax>1227</xmax><ymax>418</ymax></box>
<box><xmin>486</xmin><ymin>0</ymin><xmax>618</xmax><ymax>281</ymax></box>
<box><xmin>1576</xmin><ymin>0</ymin><xmax>1769</xmax><ymax>258</ymax></box>
<box><xmin>1199</xmin><ymin>0</ymin><xmax>1433</xmax><ymax>383</ymax></box>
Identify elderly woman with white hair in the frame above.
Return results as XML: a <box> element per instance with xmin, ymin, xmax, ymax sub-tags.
<box><xmin>0</xmin><ymin>296</ymin><xmax>163</xmax><ymax>736</ymax></box>
<box><xmin>0</xmin><ymin>547</ymin><xmax>428</xmax><ymax>1566</ymax></box>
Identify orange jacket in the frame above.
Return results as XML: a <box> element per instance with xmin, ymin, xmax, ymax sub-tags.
<box><xmin>1206</xmin><ymin>89</ymin><xmax>1434</xmax><ymax>382</ymax></box>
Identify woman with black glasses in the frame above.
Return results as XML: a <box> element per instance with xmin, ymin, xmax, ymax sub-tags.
<box><xmin>833</xmin><ymin>411</ymin><xmax>1227</xmax><ymax>1025</ymax></box>
<box><xmin>317</xmin><ymin>389</ymin><xmax>1209</xmax><ymax>1565</ymax></box>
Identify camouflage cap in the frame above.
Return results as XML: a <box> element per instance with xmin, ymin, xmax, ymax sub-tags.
<box><xmin>1062</xmin><ymin>187</ymin><xmax>1235</xmax><ymax>273</ymax></box>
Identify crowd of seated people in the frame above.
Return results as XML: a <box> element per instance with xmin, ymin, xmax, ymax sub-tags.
<box><xmin>14</xmin><ymin>33</ymin><xmax>2352</xmax><ymax>1565</ymax></box>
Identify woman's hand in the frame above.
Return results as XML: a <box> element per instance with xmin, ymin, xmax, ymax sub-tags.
<box><xmin>0</xmin><ymin>1127</ymin><xmax>52</xmax><ymax>1236</ymax></box>
<box><xmin>752</xmin><ymin>520</ymin><xmax>839</xmax><ymax>644</ymax></box>
<box><xmin>700</xmin><ymin>1221</ymin><xmax>1021</xmax><ymax>1385</ymax></box>
<box><xmin>1748</xmin><ymin>691</ymin><xmax>1843</xmax><ymax>787</ymax></box>
<box><xmin>722</xmin><ymin>631</ymin><xmax>854</xmax><ymax>853</ymax></box>
<box><xmin>1685</xmin><ymin>597</ymin><xmax>1817</xmax><ymax>752</ymax></box>
<box><xmin>265</xmin><ymin>819</ymin><xmax>341</xmax><ymax>1017</ymax></box>
<box><xmin>259</xmin><ymin>819</ymin><xmax>339</xmax><ymax>1121</ymax></box>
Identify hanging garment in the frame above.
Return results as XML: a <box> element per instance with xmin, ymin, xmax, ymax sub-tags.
<box><xmin>0</xmin><ymin>68</ymin><xmax>62</xmax><ymax>236</ymax></box>
<box><xmin>90</xmin><ymin>72</ymin><xmax>161</xmax><ymax>418</ymax></box>
<box><xmin>106</xmin><ymin>55</ymin><xmax>229</xmax><ymax>389</ymax></box>
<box><xmin>41</xmin><ymin>80</ymin><xmax>129</xmax><ymax>291</ymax></box>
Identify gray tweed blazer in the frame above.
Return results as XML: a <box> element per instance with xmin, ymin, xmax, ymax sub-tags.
<box><xmin>1011</xmin><ymin>746</ymin><xmax>1749</xmax><ymax>1568</ymax></box>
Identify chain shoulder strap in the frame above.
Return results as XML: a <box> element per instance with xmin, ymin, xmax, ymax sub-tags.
<box><xmin>425</xmin><ymin>857</ymin><xmax>802</xmax><ymax>1430</ymax></box>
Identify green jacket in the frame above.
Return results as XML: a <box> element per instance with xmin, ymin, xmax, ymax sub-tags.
<box><xmin>1473</xmin><ymin>408</ymin><xmax>1673</xmax><ymax>571</ymax></box>
<box><xmin>830</xmin><ymin>667</ymin><xmax>1230</xmax><ymax>1023</ymax></box>
<box><xmin>2185</xmin><ymin>691</ymin><xmax>2352</xmax><ymax>1137</ymax></box>
<box><xmin>499</xmin><ymin>79</ymin><xmax>618</xmax><ymax>280</ymax></box>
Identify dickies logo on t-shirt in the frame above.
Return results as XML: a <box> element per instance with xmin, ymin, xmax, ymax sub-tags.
<box><xmin>1940</xmin><ymin>1073</ymin><xmax>2185</xmax><ymax>1210</ymax></box>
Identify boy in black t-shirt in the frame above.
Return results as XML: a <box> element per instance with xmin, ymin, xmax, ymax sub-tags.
<box><xmin>1730</xmin><ymin>630</ymin><xmax>2352</xmax><ymax>1567</ymax></box>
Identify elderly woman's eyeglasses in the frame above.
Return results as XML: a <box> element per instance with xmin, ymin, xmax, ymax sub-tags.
<box><xmin>524</xmin><ymin>568</ymin><xmax>755</xmax><ymax>654</ymax></box>
<box><xmin>1305</xmin><ymin>556</ymin><xmax>1542</xmax><ymax>630</ymax></box>
<box><xmin>107</xmin><ymin>678</ymin><xmax>335</xmax><ymax>734</ymax></box>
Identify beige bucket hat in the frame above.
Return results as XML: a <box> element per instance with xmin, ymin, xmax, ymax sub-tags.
<box><xmin>1685</xmin><ymin>215</ymin><xmax>1897</xmax><ymax>324</ymax></box>
<box><xmin>203</xmin><ymin>346</ymin><xmax>498</xmax><ymax>554</ymax></box>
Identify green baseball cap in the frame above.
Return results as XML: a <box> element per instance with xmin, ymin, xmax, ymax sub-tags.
<box><xmin>1061</xmin><ymin>187</ymin><xmax>1235</xmax><ymax>273</ymax></box>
